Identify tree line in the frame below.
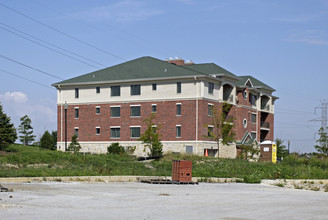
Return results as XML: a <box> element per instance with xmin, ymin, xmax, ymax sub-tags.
<box><xmin>0</xmin><ymin>104</ymin><xmax>56</xmax><ymax>150</ymax></box>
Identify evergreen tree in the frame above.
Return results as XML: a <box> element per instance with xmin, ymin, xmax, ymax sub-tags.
<box><xmin>68</xmin><ymin>134</ymin><xmax>81</xmax><ymax>153</ymax></box>
<box><xmin>314</xmin><ymin>127</ymin><xmax>328</xmax><ymax>156</ymax></box>
<box><xmin>0</xmin><ymin>104</ymin><xmax>17</xmax><ymax>150</ymax></box>
<box><xmin>18</xmin><ymin>115</ymin><xmax>36</xmax><ymax>145</ymax></box>
<box><xmin>51</xmin><ymin>131</ymin><xmax>57</xmax><ymax>149</ymax></box>
<box><xmin>40</xmin><ymin>130</ymin><xmax>53</xmax><ymax>149</ymax></box>
<box><xmin>139</xmin><ymin>113</ymin><xmax>163</xmax><ymax>157</ymax></box>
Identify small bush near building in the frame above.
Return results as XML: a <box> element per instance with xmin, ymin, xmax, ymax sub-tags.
<box><xmin>68</xmin><ymin>135</ymin><xmax>81</xmax><ymax>153</ymax></box>
<box><xmin>107</xmin><ymin>143</ymin><xmax>125</xmax><ymax>155</ymax></box>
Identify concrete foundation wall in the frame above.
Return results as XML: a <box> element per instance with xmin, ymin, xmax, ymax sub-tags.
<box><xmin>57</xmin><ymin>140</ymin><xmax>237</xmax><ymax>158</ymax></box>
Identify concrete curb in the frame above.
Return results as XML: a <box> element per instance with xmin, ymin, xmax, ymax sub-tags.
<box><xmin>0</xmin><ymin>176</ymin><xmax>241</xmax><ymax>183</ymax></box>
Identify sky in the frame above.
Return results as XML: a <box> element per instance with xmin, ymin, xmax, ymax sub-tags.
<box><xmin>0</xmin><ymin>0</ymin><xmax>327</xmax><ymax>153</ymax></box>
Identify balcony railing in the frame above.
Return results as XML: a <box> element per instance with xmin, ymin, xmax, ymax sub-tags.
<box><xmin>261</xmin><ymin>121</ymin><xmax>270</xmax><ymax>128</ymax></box>
<box><xmin>261</xmin><ymin>104</ymin><xmax>270</xmax><ymax>111</ymax></box>
<box><xmin>225</xmin><ymin>115</ymin><xmax>234</xmax><ymax>122</ymax></box>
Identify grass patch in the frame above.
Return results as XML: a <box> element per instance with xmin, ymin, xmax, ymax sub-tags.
<box><xmin>1</xmin><ymin>145</ymin><xmax>328</xmax><ymax>181</ymax></box>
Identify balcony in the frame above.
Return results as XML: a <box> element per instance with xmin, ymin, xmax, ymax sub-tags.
<box><xmin>260</xmin><ymin>121</ymin><xmax>270</xmax><ymax>129</ymax></box>
<box><xmin>225</xmin><ymin>115</ymin><xmax>234</xmax><ymax>121</ymax></box>
<box><xmin>261</xmin><ymin>104</ymin><xmax>270</xmax><ymax>111</ymax></box>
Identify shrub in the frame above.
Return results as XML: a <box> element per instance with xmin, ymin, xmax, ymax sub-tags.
<box><xmin>107</xmin><ymin>143</ymin><xmax>125</xmax><ymax>155</ymax></box>
<box><xmin>68</xmin><ymin>135</ymin><xmax>81</xmax><ymax>153</ymax></box>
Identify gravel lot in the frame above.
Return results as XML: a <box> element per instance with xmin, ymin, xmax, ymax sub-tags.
<box><xmin>1</xmin><ymin>182</ymin><xmax>328</xmax><ymax>220</ymax></box>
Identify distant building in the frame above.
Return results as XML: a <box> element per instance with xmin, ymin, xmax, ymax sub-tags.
<box><xmin>52</xmin><ymin>56</ymin><xmax>278</xmax><ymax>158</ymax></box>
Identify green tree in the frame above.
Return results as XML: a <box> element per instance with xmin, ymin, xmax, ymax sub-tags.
<box><xmin>18</xmin><ymin>115</ymin><xmax>36</xmax><ymax>145</ymax></box>
<box><xmin>51</xmin><ymin>131</ymin><xmax>57</xmax><ymax>149</ymax></box>
<box><xmin>107</xmin><ymin>142</ymin><xmax>125</xmax><ymax>155</ymax></box>
<box><xmin>275</xmin><ymin>138</ymin><xmax>288</xmax><ymax>160</ymax></box>
<box><xmin>139</xmin><ymin>113</ymin><xmax>163</xmax><ymax>157</ymax></box>
<box><xmin>68</xmin><ymin>134</ymin><xmax>81</xmax><ymax>153</ymax></box>
<box><xmin>314</xmin><ymin>127</ymin><xmax>328</xmax><ymax>156</ymax></box>
<box><xmin>40</xmin><ymin>130</ymin><xmax>53</xmax><ymax>150</ymax></box>
<box><xmin>0</xmin><ymin>104</ymin><xmax>17</xmax><ymax>150</ymax></box>
<box><xmin>206</xmin><ymin>103</ymin><xmax>235</xmax><ymax>153</ymax></box>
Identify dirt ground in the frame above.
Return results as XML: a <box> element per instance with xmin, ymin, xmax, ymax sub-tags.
<box><xmin>1</xmin><ymin>182</ymin><xmax>328</xmax><ymax>220</ymax></box>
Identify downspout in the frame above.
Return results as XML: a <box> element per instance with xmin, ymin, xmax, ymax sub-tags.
<box><xmin>194</xmin><ymin>76</ymin><xmax>198</xmax><ymax>154</ymax></box>
<box><xmin>59</xmin><ymin>85</ymin><xmax>63</xmax><ymax>151</ymax></box>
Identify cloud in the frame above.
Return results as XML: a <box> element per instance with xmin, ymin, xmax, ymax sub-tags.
<box><xmin>72</xmin><ymin>1</ymin><xmax>163</xmax><ymax>23</ymax></box>
<box><xmin>0</xmin><ymin>91</ymin><xmax>28</xmax><ymax>104</ymax></box>
<box><xmin>287</xmin><ymin>29</ymin><xmax>328</xmax><ymax>45</ymax></box>
<box><xmin>0</xmin><ymin>91</ymin><xmax>57</xmax><ymax>139</ymax></box>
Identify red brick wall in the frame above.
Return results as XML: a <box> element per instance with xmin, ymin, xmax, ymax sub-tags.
<box><xmin>57</xmin><ymin>100</ymin><xmax>197</xmax><ymax>142</ymax></box>
<box><xmin>57</xmin><ymin>99</ymin><xmax>274</xmax><ymax>143</ymax></box>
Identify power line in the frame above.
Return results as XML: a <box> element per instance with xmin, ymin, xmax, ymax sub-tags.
<box><xmin>275</xmin><ymin>107</ymin><xmax>313</xmax><ymax>114</ymax></box>
<box><xmin>0</xmin><ymin>68</ymin><xmax>52</xmax><ymax>89</ymax></box>
<box><xmin>0</xmin><ymin>24</ymin><xmax>101</xmax><ymax>69</ymax></box>
<box><xmin>0</xmin><ymin>22</ymin><xmax>106</xmax><ymax>68</ymax></box>
<box><xmin>49</xmin><ymin>0</ymin><xmax>173</xmax><ymax>58</ymax></box>
<box><xmin>0</xmin><ymin>54</ymin><xmax>63</xmax><ymax>80</ymax></box>
<box><xmin>0</xmin><ymin>2</ymin><xmax>127</xmax><ymax>62</ymax></box>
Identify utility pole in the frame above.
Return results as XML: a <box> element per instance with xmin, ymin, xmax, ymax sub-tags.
<box><xmin>309</xmin><ymin>100</ymin><xmax>328</xmax><ymax>147</ymax></box>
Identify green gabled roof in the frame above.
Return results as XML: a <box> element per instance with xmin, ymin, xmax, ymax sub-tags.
<box><xmin>183</xmin><ymin>63</ymin><xmax>237</xmax><ymax>79</ymax></box>
<box><xmin>237</xmin><ymin>75</ymin><xmax>275</xmax><ymax>92</ymax></box>
<box><xmin>52</xmin><ymin>56</ymin><xmax>238</xmax><ymax>86</ymax></box>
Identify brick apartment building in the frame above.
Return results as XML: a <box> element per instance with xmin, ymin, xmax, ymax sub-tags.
<box><xmin>52</xmin><ymin>56</ymin><xmax>278</xmax><ymax>158</ymax></box>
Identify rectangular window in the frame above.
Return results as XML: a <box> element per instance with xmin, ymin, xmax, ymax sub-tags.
<box><xmin>130</xmin><ymin>127</ymin><xmax>140</xmax><ymax>138</ymax></box>
<box><xmin>131</xmin><ymin>85</ymin><xmax>141</xmax><ymax>95</ymax></box>
<box><xmin>96</xmin><ymin>107</ymin><xmax>100</xmax><ymax>114</ymax></box>
<box><xmin>176</xmin><ymin>125</ymin><xmax>181</xmax><ymax>138</ymax></box>
<box><xmin>176</xmin><ymin>104</ymin><xmax>181</xmax><ymax>116</ymax></box>
<box><xmin>251</xmin><ymin>113</ymin><xmax>257</xmax><ymax>123</ymax></box>
<box><xmin>186</xmin><ymin>146</ymin><xmax>193</xmax><ymax>154</ymax></box>
<box><xmin>208</xmin><ymin>126</ymin><xmax>214</xmax><ymax>137</ymax></box>
<box><xmin>111</xmin><ymin>86</ymin><xmax>120</xmax><ymax>96</ymax></box>
<box><xmin>75</xmin><ymin>88</ymin><xmax>79</xmax><ymax>98</ymax></box>
<box><xmin>251</xmin><ymin>132</ymin><xmax>256</xmax><ymax>140</ymax></box>
<box><xmin>130</xmin><ymin>106</ymin><xmax>141</xmax><ymax>117</ymax></box>
<box><xmin>74</xmin><ymin>128</ymin><xmax>79</xmax><ymax>138</ymax></box>
<box><xmin>208</xmin><ymin>82</ymin><xmax>214</xmax><ymax>94</ymax></box>
<box><xmin>110</xmin><ymin>106</ymin><xmax>120</xmax><ymax>117</ymax></box>
<box><xmin>152</xmin><ymin>83</ymin><xmax>157</xmax><ymax>91</ymax></box>
<box><xmin>152</xmin><ymin>125</ymin><xmax>157</xmax><ymax>134</ymax></box>
<box><xmin>208</xmin><ymin>104</ymin><xmax>213</xmax><ymax>116</ymax></box>
<box><xmin>96</xmin><ymin>87</ymin><xmax>100</xmax><ymax>94</ymax></box>
<box><xmin>177</xmin><ymin>82</ymin><xmax>181</xmax><ymax>94</ymax></box>
<box><xmin>250</xmin><ymin>94</ymin><xmax>257</xmax><ymax>106</ymax></box>
<box><xmin>111</xmin><ymin>127</ymin><xmax>120</xmax><ymax>138</ymax></box>
<box><xmin>75</xmin><ymin>108</ymin><xmax>79</xmax><ymax>119</ymax></box>
<box><xmin>152</xmin><ymin>104</ymin><xmax>157</xmax><ymax>113</ymax></box>
<box><xmin>96</xmin><ymin>127</ymin><xmax>100</xmax><ymax>135</ymax></box>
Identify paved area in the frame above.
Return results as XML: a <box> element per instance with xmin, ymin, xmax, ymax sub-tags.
<box><xmin>0</xmin><ymin>182</ymin><xmax>327</xmax><ymax>220</ymax></box>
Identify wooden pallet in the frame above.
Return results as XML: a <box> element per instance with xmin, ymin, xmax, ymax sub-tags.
<box><xmin>138</xmin><ymin>178</ymin><xmax>198</xmax><ymax>185</ymax></box>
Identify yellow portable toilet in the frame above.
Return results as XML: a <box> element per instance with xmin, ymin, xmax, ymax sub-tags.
<box><xmin>260</xmin><ymin>140</ymin><xmax>277</xmax><ymax>163</ymax></box>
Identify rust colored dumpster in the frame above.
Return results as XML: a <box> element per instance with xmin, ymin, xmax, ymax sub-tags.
<box><xmin>172</xmin><ymin>160</ymin><xmax>192</xmax><ymax>182</ymax></box>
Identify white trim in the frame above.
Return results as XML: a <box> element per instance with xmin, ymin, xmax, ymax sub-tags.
<box><xmin>151</xmin><ymin>104</ymin><xmax>157</xmax><ymax>106</ymax></box>
<box><xmin>74</xmin><ymin>107</ymin><xmax>79</xmax><ymax>109</ymax></box>
<box><xmin>208</xmin><ymin>103</ymin><xmax>214</xmax><ymax>106</ymax></box>
<box><xmin>110</xmin><ymin>105</ymin><xmax>121</xmax><ymax>108</ymax></box>
<box><xmin>96</xmin><ymin>106</ymin><xmax>100</xmax><ymax>108</ymax></box>
<box><xmin>110</xmin><ymin>126</ymin><xmax>121</xmax><ymax>128</ymax></box>
<box><xmin>130</xmin><ymin>125</ymin><xmax>141</xmax><ymax>128</ymax></box>
<box><xmin>74</xmin><ymin>127</ymin><xmax>79</xmax><ymax>129</ymax></box>
<box><xmin>130</xmin><ymin>104</ymin><xmax>141</xmax><ymax>107</ymax></box>
<box><xmin>208</xmin><ymin>125</ymin><xmax>214</xmax><ymax>128</ymax></box>
<box><xmin>176</xmin><ymin>103</ymin><xmax>182</xmax><ymax>105</ymax></box>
